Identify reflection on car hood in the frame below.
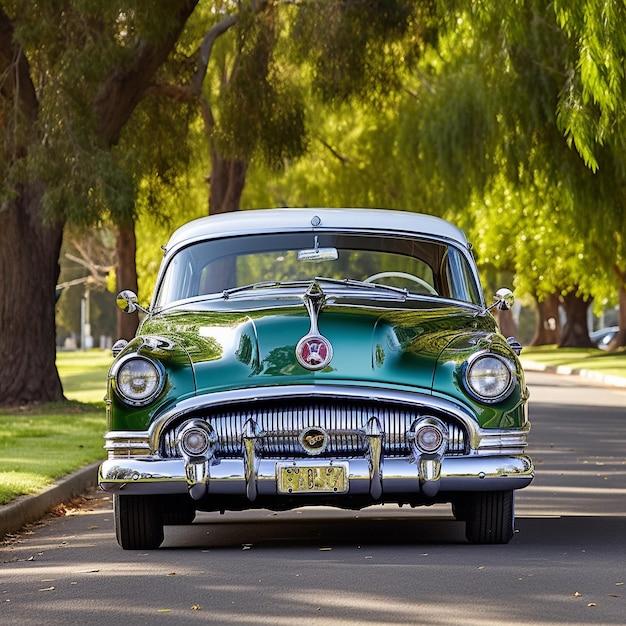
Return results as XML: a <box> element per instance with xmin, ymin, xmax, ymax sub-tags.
<box><xmin>139</xmin><ymin>298</ymin><xmax>498</xmax><ymax>395</ymax></box>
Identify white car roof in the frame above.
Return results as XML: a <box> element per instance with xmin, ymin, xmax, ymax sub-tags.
<box><xmin>164</xmin><ymin>208</ymin><xmax>469</xmax><ymax>254</ymax></box>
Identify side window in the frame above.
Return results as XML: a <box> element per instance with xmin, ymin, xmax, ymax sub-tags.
<box><xmin>441</xmin><ymin>248</ymin><xmax>482</xmax><ymax>304</ymax></box>
<box><xmin>157</xmin><ymin>253</ymin><xmax>195</xmax><ymax>303</ymax></box>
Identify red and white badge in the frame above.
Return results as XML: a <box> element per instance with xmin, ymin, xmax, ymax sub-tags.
<box><xmin>295</xmin><ymin>334</ymin><xmax>333</xmax><ymax>370</ymax></box>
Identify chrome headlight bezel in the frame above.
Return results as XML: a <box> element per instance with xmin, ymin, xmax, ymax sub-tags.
<box><xmin>177</xmin><ymin>419</ymin><xmax>218</xmax><ymax>459</ymax></box>
<box><xmin>463</xmin><ymin>351</ymin><xmax>515</xmax><ymax>404</ymax></box>
<box><xmin>112</xmin><ymin>355</ymin><xmax>165</xmax><ymax>406</ymax></box>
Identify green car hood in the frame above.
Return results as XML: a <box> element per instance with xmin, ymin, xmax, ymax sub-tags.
<box><xmin>139</xmin><ymin>298</ymin><xmax>498</xmax><ymax>396</ymax></box>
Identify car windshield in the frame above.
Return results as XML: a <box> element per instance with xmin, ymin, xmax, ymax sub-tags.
<box><xmin>153</xmin><ymin>231</ymin><xmax>482</xmax><ymax>307</ymax></box>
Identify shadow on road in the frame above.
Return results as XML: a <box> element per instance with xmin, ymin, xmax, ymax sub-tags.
<box><xmin>162</xmin><ymin>507</ymin><xmax>626</xmax><ymax>552</ymax></box>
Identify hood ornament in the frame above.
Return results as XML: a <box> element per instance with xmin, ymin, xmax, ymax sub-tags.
<box><xmin>295</xmin><ymin>282</ymin><xmax>333</xmax><ymax>371</ymax></box>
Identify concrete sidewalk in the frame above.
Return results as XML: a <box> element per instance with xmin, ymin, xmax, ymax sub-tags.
<box><xmin>0</xmin><ymin>462</ymin><xmax>100</xmax><ymax>540</ymax></box>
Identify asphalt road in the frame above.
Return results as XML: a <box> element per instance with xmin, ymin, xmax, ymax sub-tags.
<box><xmin>1</xmin><ymin>371</ymin><xmax>625</xmax><ymax>625</ymax></box>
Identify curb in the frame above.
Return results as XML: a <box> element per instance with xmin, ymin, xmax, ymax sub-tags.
<box><xmin>0</xmin><ymin>461</ymin><xmax>101</xmax><ymax>540</ymax></box>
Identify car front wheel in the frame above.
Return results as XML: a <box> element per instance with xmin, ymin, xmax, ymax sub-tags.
<box><xmin>114</xmin><ymin>494</ymin><xmax>165</xmax><ymax>550</ymax></box>
<box><xmin>464</xmin><ymin>490</ymin><xmax>514</xmax><ymax>544</ymax></box>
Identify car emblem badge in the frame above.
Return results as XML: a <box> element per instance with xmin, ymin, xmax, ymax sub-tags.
<box><xmin>299</xmin><ymin>426</ymin><xmax>329</xmax><ymax>455</ymax></box>
<box><xmin>296</xmin><ymin>334</ymin><xmax>333</xmax><ymax>370</ymax></box>
<box><xmin>296</xmin><ymin>281</ymin><xmax>334</xmax><ymax>371</ymax></box>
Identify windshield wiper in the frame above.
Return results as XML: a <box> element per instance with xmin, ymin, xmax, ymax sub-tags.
<box><xmin>312</xmin><ymin>277</ymin><xmax>409</xmax><ymax>298</ymax></box>
<box><xmin>222</xmin><ymin>280</ymin><xmax>311</xmax><ymax>299</ymax></box>
<box><xmin>221</xmin><ymin>276</ymin><xmax>410</xmax><ymax>300</ymax></box>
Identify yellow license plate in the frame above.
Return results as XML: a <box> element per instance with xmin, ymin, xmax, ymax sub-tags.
<box><xmin>277</xmin><ymin>463</ymin><xmax>348</xmax><ymax>494</ymax></box>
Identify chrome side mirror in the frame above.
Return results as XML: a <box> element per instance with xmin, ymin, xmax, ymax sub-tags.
<box><xmin>493</xmin><ymin>288</ymin><xmax>515</xmax><ymax>311</ymax></box>
<box><xmin>116</xmin><ymin>290</ymin><xmax>149</xmax><ymax>314</ymax></box>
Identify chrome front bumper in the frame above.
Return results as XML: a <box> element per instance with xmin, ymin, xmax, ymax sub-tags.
<box><xmin>99</xmin><ymin>453</ymin><xmax>534</xmax><ymax>499</ymax></box>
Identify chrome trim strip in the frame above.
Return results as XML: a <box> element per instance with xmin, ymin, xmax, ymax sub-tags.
<box><xmin>104</xmin><ymin>431</ymin><xmax>150</xmax><ymax>447</ymax></box>
<box><xmin>104</xmin><ymin>431</ymin><xmax>151</xmax><ymax>458</ymax></box>
<box><xmin>475</xmin><ymin>428</ymin><xmax>530</xmax><ymax>454</ymax></box>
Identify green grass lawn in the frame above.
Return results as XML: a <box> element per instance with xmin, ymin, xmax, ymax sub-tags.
<box><xmin>0</xmin><ymin>350</ymin><xmax>112</xmax><ymax>506</ymax></box>
<box><xmin>521</xmin><ymin>345</ymin><xmax>626</xmax><ymax>379</ymax></box>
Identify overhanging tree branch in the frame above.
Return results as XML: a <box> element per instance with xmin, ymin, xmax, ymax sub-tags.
<box><xmin>92</xmin><ymin>0</ymin><xmax>198</xmax><ymax>145</ymax></box>
<box><xmin>191</xmin><ymin>13</ymin><xmax>239</xmax><ymax>94</ymax></box>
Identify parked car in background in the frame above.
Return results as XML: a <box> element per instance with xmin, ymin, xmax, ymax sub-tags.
<box><xmin>590</xmin><ymin>326</ymin><xmax>619</xmax><ymax>350</ymax></box>
<box><xmin>99</xmin><ymin>208</ymin><xmax>533</xmax><ymax>549</ymax></box>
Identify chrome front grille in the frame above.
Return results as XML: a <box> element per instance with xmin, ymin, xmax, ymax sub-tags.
<box><xmin>160</xmin><ymin>398</ymin><xmax>467</xmax><ymax>459</ymax></box>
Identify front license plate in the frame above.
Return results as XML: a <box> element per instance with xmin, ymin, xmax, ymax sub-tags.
<box><xmin>277</xmin><ymin>463</ymin><xmax>348</xmax><ymax>494</ymax></box>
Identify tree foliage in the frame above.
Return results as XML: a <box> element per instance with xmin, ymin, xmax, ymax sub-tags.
<box><xmin>4</xmin><ymin>0</ymin><xmax>197</xmax><ymax>226</ymax></box>
<box><xmin>386</xmin><ymin>0</ymin><xmax>626</xmax><ymax>345</ymax></box>
<box><xmin>554</xmin><ymin>0</ymin><xmax>626</xmax><ymax>172</ymax></box>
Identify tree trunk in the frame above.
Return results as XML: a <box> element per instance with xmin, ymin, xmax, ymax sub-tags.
<box><xmin>209</xmin><ymin>149</ymin><xmax>248</xmax><ymax>215</ymax></box>
<box><xmin>559</xmin><ymin>291</ymin><xmax>594</xmax><ymax>348</ymax></box>
<box><xmin>0</xmin><ymin>8</ymin><xmax>64</xmax><ymax>406</ymax></box>
<box><xmin>0</xmin><ymin>185</ymin><xmax>65</xmax><ymax>405</ymax></box>
<box><xmin>529</xmin><ymin>293</ymin><xmax>560</xmax><ymax>346</ymax></box>
<box><xmin>493</xmin><ymin>308</ymin><xmax>517</xmax><ymax>338</ymax></box>
<box><xmin>115</xmin><ymin>221</ymin><xmax>140</xmax><ymax>341</ymax></box>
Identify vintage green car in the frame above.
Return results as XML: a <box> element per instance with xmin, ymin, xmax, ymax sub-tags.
<box><xmin>99</xmin><ymin>208</ymin><xmax>533</xmax><ymax>549</ymax></box>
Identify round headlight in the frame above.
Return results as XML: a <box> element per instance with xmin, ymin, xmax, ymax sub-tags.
<box><xmin>464</xmin><ymin>353</ymin><xmax>514</xmax><ymax>403</ymax></box>
<box><xmin>115</xmin><ymin>356</ymin><xmax>164</xmax><ymax>406</ymax></box>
